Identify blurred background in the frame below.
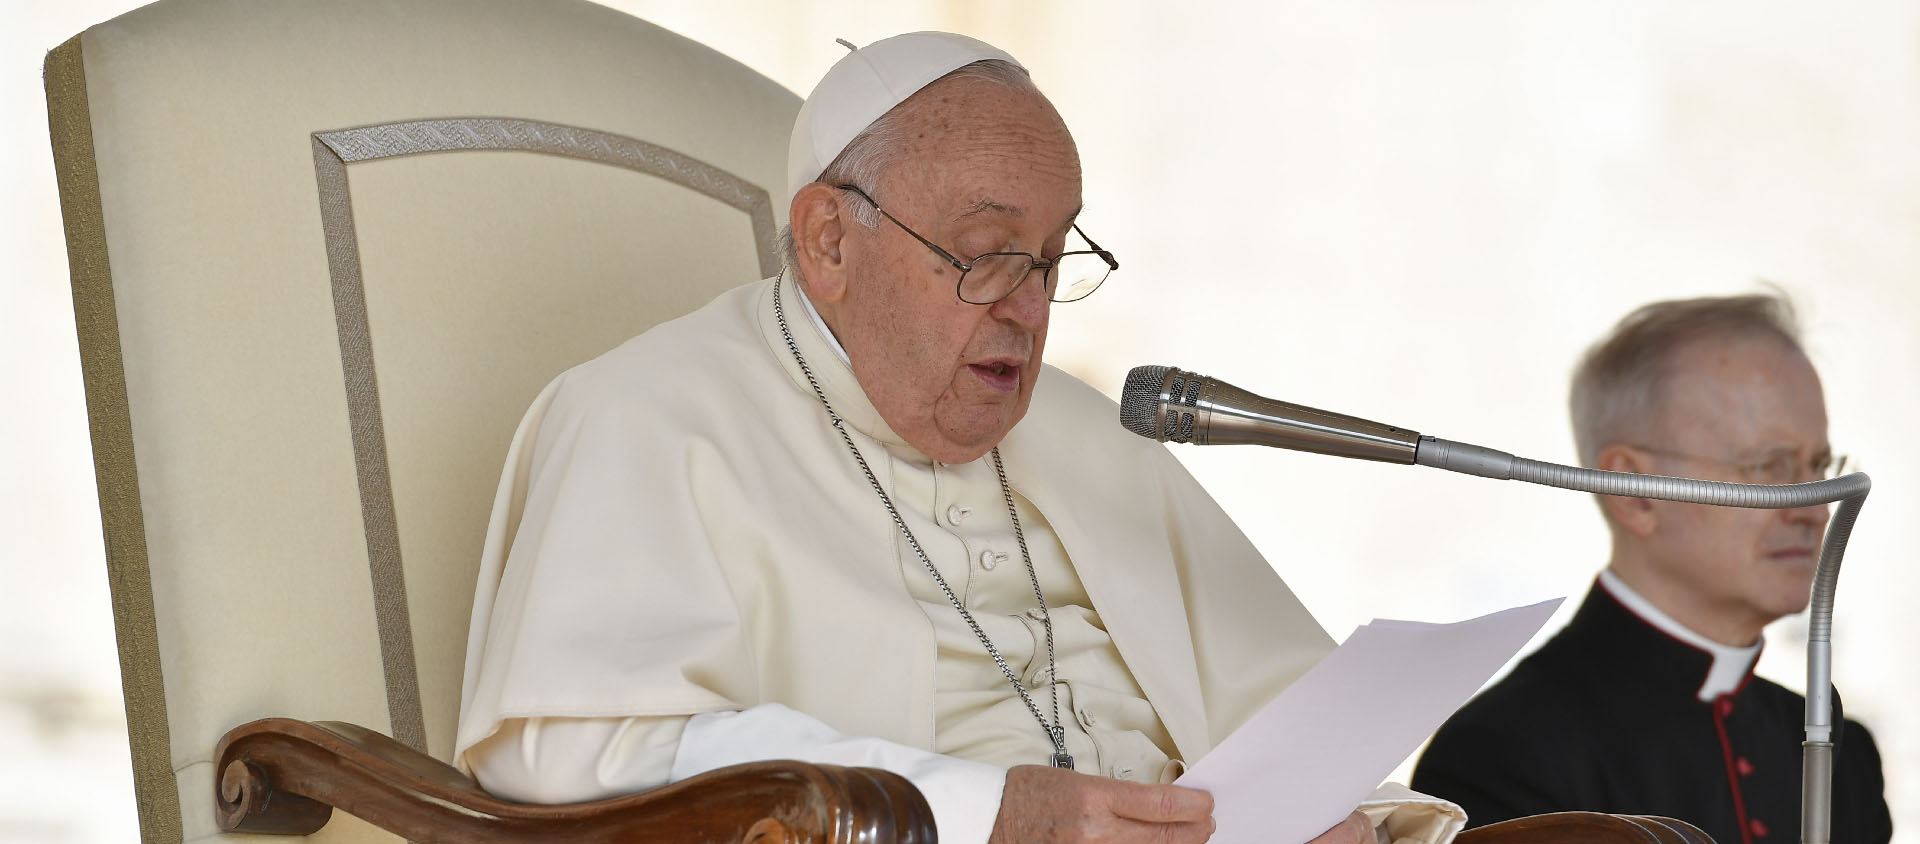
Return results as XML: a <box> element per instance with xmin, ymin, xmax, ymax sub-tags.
<box><xmin>3</xmin><ymin>1</ymin><xmax>1914</xmax><ymax>841</ymax></box>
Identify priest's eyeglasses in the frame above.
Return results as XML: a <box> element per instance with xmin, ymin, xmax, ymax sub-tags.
<box><xmin>837</xmin><ymin>184</ymin><xmax>1118</xmax><ymax>305</ymax></box>
<box><xmin>1631</xmin><ymin>445</ymin><xmax>1855</xmax><ymax>485</ymax></box>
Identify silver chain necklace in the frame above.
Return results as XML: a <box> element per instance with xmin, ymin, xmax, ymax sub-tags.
<box><xmin>773</xmin><ymin>276</ymin><xmax>1073</xmax><ymax>770</ymax></box>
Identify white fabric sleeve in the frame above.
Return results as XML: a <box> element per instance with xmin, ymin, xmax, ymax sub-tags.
<box><xmin>1357</xmin><ymin>782</ymin><xmax>1468</xmax><ymax>844</ymax></box>
<box><xmin>465</xmin><ymin>715</ymin><xmax>688</xmax><ymax>804</ymax></box>
<box><xmin>671</xmin><ymin>704</ymin><xmax>1009</xmax><ymax>844</ymax></box>
<box><xmin>465</xmin><ymin>704</ymin><xmax>1008</xmax><ymax>844</ymax></box>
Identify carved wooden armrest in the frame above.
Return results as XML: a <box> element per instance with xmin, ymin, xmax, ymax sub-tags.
<box><xmin>213</xmin><ymin>718</ymin><xmax>935</xmax><ymax>844</ymax></box>
<box><xmin>1459</xmin><ymin>811</ymin><xmax>1714</xmax><ymax>844</ymax></box>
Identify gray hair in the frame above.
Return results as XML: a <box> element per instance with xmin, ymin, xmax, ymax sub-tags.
<box><xmin>1569</xmin><ymin>289</ymin><xmax>1806</xmax><ymax>467</ymax></box>
<box><xmin>774</xmin><ymin>59</ymin><xmax>1038</xmax><ymax>277</ymax></box>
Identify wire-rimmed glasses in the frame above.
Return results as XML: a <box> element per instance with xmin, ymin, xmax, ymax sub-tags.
<box><xmin>837</xmin><ymin>184</ymin><xmax>1117</xmax><ymax>305</ymax></box>
<box><xmin>1631</xmin><ymin>444</ymin><xmax>1856</xmax><ymax>485</ymax></box>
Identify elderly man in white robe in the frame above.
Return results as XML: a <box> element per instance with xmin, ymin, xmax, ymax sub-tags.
<box><xmin>456</xmin><ymin>32</ymin><xmax>1464</xmax><ymax>844</ymax></box>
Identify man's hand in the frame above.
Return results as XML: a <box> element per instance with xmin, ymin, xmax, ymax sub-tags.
<box><xmin>1305</xmin><ymin>811</ymin><xmax>1376</xmax><ymax>844</ymax></box>
<box><xmin>987</xmin><ymin>764</ymin><xmax>1215</xmax><ymax>843</ymax></box>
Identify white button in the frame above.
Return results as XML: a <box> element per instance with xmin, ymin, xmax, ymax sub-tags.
<box><xmin>979</xmin><ymin>549</ymin><xmax>1007</xmax><ymax>570</ymax></box>
<box><xmin>947</xmin><ymin>505</ymin><xmax>972</xmax><ymax>525</ymax></box>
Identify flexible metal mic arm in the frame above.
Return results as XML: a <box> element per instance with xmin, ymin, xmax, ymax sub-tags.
<box><xmin>1121</xmin><ymin>365</ymin><xmax>1869</xmax><ymax>844</ymax></box>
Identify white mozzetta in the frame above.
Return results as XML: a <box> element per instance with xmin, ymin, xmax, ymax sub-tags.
<box><xmin>459</xmin><ymin>272</ymin><xmax>1456</xmax><ymax>841</ymax></box>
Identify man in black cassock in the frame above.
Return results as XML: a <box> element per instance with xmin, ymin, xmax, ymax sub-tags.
<box><xmin>1411</xmin><ymin>293</ymin><xmax>1892</xmax><ymax>844</ymax></box>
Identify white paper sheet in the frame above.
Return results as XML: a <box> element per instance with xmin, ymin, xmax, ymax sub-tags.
<box><xmin>1177</xmin><ymin>597</ymin><xmax>1564</xmax><ymax>844</ymax></box>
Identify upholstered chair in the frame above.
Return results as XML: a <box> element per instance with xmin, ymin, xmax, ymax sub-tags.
<box><xmin>46</xmin><ymin>0</ymin><xmax>926</xmax><ymax>840</ymax></box>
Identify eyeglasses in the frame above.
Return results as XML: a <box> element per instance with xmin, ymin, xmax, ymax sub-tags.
<box><xmin>1630</xmin><ymin>444</ymin><xmax>1856</xmax><ymax>485</ymax></box>
<box><xmin>837</xmin><ymin>184</ymin><xmax>1118</xmax><ymax>305</ymax></box>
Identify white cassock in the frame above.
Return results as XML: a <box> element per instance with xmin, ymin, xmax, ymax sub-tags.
<box><xmin>456</xmin><ymin>272</ymin><xmax>1466</xmax><ymax>844</ymax></box>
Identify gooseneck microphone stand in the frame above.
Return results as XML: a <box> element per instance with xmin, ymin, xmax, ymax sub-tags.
<box><xmin>1417</xmin><ymin>439</ymin><xmax>1866</xmax><ymax>844</ymax></box>
<box><xmin>1121</xmin><ymin>365</ymin><xmax>1870</xmax><ymax>844</ymax></box>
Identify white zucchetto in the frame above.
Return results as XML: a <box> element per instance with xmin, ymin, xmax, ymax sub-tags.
<box><xmin>786</xmin><ymin>32</ymin><xmax>1022</xmax><ymax>202</ymax></box>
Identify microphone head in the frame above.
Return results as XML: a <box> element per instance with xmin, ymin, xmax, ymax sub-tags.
<box><xmin>1119</xmin><ymin>365</ymin><xmax>1169</xmax><ymax>439</ymax></box>
<box><xmin>1120</xmin><ymin>365</ymin><xmax>1204</xmax><ymax>443</ymax></box>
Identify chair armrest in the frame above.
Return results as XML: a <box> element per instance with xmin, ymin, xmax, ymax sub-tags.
<box><xmin>213</xmin><ymin>718</ymin><xmax>936</xmax><ymax>843</ymax></box>
<box><xmin>1458</xmin><ymin>812</ymin><xmax>1714</xmax><ymax>844</ymax></box>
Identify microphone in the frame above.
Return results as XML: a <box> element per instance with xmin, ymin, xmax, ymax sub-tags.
<box><xmin>1119</xmin><ymin>365</ymin><xmax>1421</xmax><ymax>464</ymax></box>
<box><xmin>1118</xmin><ymin>362</ymin><xmax>1871</xmax><ymax>844</ymax></box>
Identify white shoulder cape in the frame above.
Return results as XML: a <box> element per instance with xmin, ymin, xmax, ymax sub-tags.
<box><xmin>455</xmin><ymin>275</ymin><xmax>1461</xmax><ymax>841</ymax></box>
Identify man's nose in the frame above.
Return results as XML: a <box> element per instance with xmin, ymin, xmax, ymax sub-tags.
<box><xmin>1782</xmin><ymin>501</ymin><xmax>1832</xmax><ymax>529</ymax></box>
<box><xmin>989</xmin><ymin>266</ymin><xmax>1051</xmax><ymax>330</ymax></box>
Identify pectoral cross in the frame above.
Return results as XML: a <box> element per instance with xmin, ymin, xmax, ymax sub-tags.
<box><xmin>1049</xmin><ymin>726</ymin><xmax>1074</xmax><ymax>769</ymax></box>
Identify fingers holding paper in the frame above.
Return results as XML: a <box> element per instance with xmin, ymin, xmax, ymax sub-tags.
<box><xmin>1306</xmin><ymin>811</ymin><xmax>1378</xmax><ymax>844</ymax></box>
<box><xmin>989</xmin><ymin>764</ymin><xmax>1217</xmax><ymax>843</ymax></box>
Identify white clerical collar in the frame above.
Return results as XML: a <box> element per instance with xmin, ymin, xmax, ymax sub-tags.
<box><xmin>1598</xmin><ymin>568</ymin><xmax>1761</xmax><ymax>702</ymax></box>
<box><xmin>792</xmin><ymin>274</ymin><xmax>851</xmax><ymax>367</ymax></box>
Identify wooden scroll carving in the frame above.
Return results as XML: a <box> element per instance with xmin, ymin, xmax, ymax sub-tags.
<box><xmin>213</xmin><ymin>718</ymin><xmax>935</xmax><ymax>844</ymax></box>
<box><xmin>1461</xmin><ymin>812</ymin><xmax>1715</xmax><ymax>844</ymax></box>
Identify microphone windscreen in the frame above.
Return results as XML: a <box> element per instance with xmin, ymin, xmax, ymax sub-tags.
<box><xmin>1121</xmin><ymin>365</ymin><xmax>1205</xmax><ymax>443</ymax></box>
<box><xmin>1120</xmin><ymin>365</ymin><xmax>1171</xmax><ymax>439</ymax></box>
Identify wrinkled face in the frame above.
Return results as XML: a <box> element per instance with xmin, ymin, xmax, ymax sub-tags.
<box><xmin>832</xmin><ymin>78</ymin><xmax>1083</xmax><ymax>464</ymax></box>
<box><xmin>1640</xmin><ymin>335</ymin><xmax>1831</xmax><ymax>637</ymax></box>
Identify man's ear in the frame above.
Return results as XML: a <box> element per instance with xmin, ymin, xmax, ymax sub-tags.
<box><xmin>1596</xmin><ymin>444</ymin><xmax>1659</xmax><ymax>538</ymax></box>
<box><xmin>790</xmin><ymin>182</ymin><xmax>851</xmax><ymax>304</ymax></box>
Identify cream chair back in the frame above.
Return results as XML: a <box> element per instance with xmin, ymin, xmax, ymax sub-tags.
<box><xmin>45</xmin><ymin>1</ymin><xmax>798</xmax><ymax>839</ymax></box>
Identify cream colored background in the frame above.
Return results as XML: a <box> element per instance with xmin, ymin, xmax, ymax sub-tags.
<box><xmin>3</xmin><ymin>1</ymin><xmax>1913</xmax><ymax>842</ymax></box>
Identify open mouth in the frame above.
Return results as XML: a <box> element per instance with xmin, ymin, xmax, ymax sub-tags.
<box><xmin>968</xmin><ymin>362</ymin><xmax>1020</xmax><ymax>393</ymax></box>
